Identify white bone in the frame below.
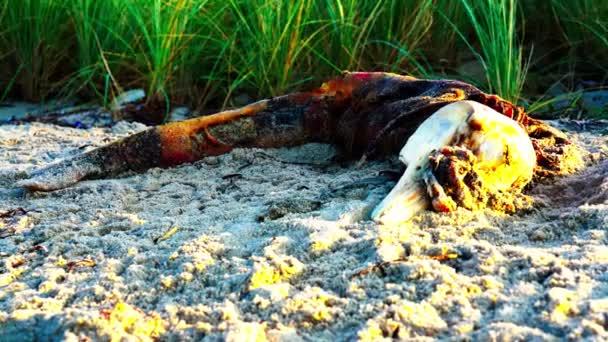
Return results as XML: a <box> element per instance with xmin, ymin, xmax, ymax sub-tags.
<box><xmin>372</xmin><ymin>100</ymin><xmax>536</xmax><ymax>225</ymax></box>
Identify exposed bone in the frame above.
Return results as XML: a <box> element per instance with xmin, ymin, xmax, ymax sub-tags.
<box><xmin>372</xmin><ymin>100</ymin><xmax>536</xmax><ymax>225</ymax></box>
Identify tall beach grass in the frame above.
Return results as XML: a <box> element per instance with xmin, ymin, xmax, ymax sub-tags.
<box><xmin>0</xmin><ymin>0</ymin><xmax>605</xmax><ymax>117</ymax></box>
<box><xmin>454</xmin><ymin>0</ymin><xmax>528</xmax><ymax>103</ymax></box>
<box><xmin>1</xmin><ymin>0</ymin><xmax>69</xmax><ymax>100</ymax></box>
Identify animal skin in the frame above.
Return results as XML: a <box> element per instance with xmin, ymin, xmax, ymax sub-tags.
<box><xmin>17</xmin><ymin>72</ymin><xmax>573</xmax><ymax>216</ymax></box>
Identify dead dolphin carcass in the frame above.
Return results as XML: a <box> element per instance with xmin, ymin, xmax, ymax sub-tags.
<box><xmin>15</xmin><ymin>72</ymin><xmax>575</xmax><ymax>221</ymax></box>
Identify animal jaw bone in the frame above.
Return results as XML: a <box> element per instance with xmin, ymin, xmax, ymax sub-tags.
<box><xmin>372</xmin><ymin>100</ymin><xmax>536</xmax><ymax>225</ymax></box>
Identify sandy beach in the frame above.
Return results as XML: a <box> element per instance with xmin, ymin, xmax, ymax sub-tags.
<box><xmin>0</xmin><ymin>119</ymin><xmax>606</xmax><ymax>341</ymax></box>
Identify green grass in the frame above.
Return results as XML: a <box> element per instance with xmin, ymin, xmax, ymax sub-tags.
<box><xmin>552</xmin><ymin>1</ymin><xmax>608</xmax><ymax>48</ymax></box>
<box><xmin>1</xmin><ymin>0</ymin><xmax>69</xmax><ymax>100</ymax></box>
<box><xmin>452</xmin><ymin>0</ymin><xmax>528</xmax><ymax>103</ymax></box>
<box><xmin>66</xmin><ymin>0</ymin><xmax>126</xmax><ymax>100</ymax></box>
<box><xmin>551</xmin><ymin>0</ymin><xmax>608</xmax><ymax>72</ymax></box>
<box><xmin>121</xmin><ymin>0</ymin><xmax>202</xmax><ymax>107</ymax></box>
<box><xmin>223</xmin><ymin>0</ymin><xmax>318</xmax><ymax>98</ymax></box>
<box><xmin>0</xmin><ymin>0</ymin><xmax>605</xmax><ymax>118</ymax></box>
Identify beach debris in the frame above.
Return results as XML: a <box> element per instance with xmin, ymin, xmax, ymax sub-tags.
<box><xmin>15</xmin><ymin>72</ymin><xmax>575</xmax><ymax>221</ymax></box>
<box><xmin>10</xmin><ymin>256</ymin><xmax>27</xmax><ymax>268</ymax></box>
<box><xmin>168</xmin><ymin>106</ymin><xmax>191</xmax><ymax>122</ymax></box>
<box><xmin>0</xmin><ymin>207</ymin><xmax>28</xmax><ymax>238</ymax></box>
<box><xmin>111</xmin><ymin>89</ymin><xmax>174</xmax><ymax>125</ymax></box>
<box><xmin>0</xmin><ymin>88</ymin><xmax>167</xmax><ymax>128</ymax></box>
<box><xmin>428</xmin><ymin>246</ymin><xmax>460</xmax><ymax>262</ymax></box>
<box><xmin>110</xmin><ymin>89</ymin><xmax>146</xmax><ymax>112</ymax></box>
<box><xmin>0</xmin><ymin>207</ymin><xmax>27</xmax><ymax>218</ymax></box>
<box><xmin>222</xmin><ymin>173</ymin><xmax>243</xmax><ymax>180</ymax></box>
<box><xmin>371</xmin><ymin>101</ymin><xmax>537</xmax><ymax>225</ymax></box>
<box><xmin>54</xmin><ymin>107</ymin><xmax>113</xmax><ymax>128</ymax></box>
<box><xmin>153</xmin><ymin>226</ymin><xmax>179</xmax><ymax>244</ymax></box>
<box><xmin>0</xmin><ymin>103</ymin><xmax>112</xmax><ymax>128</ymax></box>
<box><xmin>28</xmin><ymin>244</ymin><xmax>49</xmax><ymax>255</ymax></box>
<box><xmin>66</xmin><ymin>258</ymin><xmax>96</xmax><ymax>272</ymax></box>
<box><xmin>0</xmin><ymin>102</ymin><xmax>42</xmax><ymax>122</ymax></box>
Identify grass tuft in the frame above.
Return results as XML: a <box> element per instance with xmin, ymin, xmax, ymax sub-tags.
<box><xmin>448</xmin><ymin>0</ymin><xmax>528</xmax><ymax>103</ymax></box>
<box><xmin>0</xmin><ymin>0</ymin><xmax>605</xmax><ymax>118</ymax></box>
<box><xmin>1</xmin><ymin>0</ymin><xmax>69</xmax><ymax>101</ymax></box>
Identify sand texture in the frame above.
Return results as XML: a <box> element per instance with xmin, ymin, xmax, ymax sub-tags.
<box><xmin>0</xmin><ymin>120</ymin><xmax>607</xmax><ymax>341</ymax></box>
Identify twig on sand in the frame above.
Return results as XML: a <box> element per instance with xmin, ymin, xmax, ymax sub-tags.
<box><xmin>66</xmin><ymin>259</ymin><xmax>96</xmax><ymax>272</ymax></box>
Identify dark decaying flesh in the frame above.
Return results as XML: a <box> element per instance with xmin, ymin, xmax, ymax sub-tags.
<box><xmin>424</xmin><ymin>146</ymin><xmax>533</xmax><ymax>214</ymax></box>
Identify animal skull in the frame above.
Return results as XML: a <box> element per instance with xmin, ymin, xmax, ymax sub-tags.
<box><xmin>372</xmin><ymin>100</ymin><xmax>536</xmax><ymax>225</ymax></box>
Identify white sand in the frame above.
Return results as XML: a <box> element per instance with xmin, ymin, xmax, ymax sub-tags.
<box><xmin>0</xmin><ymin>120</ymin><xmax>606</xmax><ymax>341</ymax></box>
